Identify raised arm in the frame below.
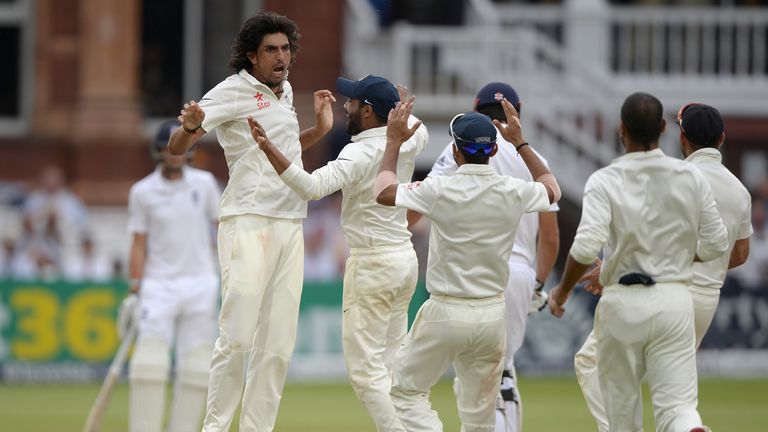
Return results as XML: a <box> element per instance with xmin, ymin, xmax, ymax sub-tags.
<box><xmin>493</xmin><ymin>99</ymin><xmax>561</xmax><ymax>204</ymax></box>
<box><xmin>249</xmin><ymin>115</ymin><xmax>291</xmax><ymax>175</ymax></box>
<box><xmin>169</xmin><ymin>100</ymin><xmax>206</xmax><ymax>155</ymax></box>
<box><xmin>299</xmin><ymin>90</ymin><xmax>335</xmax><ymax>150</ymax></box>
<box><xmin>374</xmin><ymin>98</ymin><xmax>422</xmax><ymax>206</ymax></box>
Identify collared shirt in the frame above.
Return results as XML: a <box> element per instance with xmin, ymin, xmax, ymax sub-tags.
<box><xmin>199</xmin><ymin>69</ymin><xmax>305</xmax><ymax>220</ymax></box>
<box><xmin>570</xmin><ymin>148</ymin><xmax>729</xmax><ymax>286</ymax></box>
<box><xmin>127</xmin><ymin>167</ymin><xmax>220</xmax><ymax>278</ymax></box>
<box><xmin>395</xmin><ymin>164</ymin><xmax>550</xmax><ymax>298</ymax></box>
<box><xmin>687</xmin><ymin>147</ymin><xmax>753</xmax><ymax>290</ymax></box>
<box><xmin>280</xmin><ymin>118</ymin><xmax>428</xmax><ymax>248</ymax></box>
<box><xmin>429</xmin><ymin>131</ymin><xmax>559</xmax><ymax>267</ymax></box>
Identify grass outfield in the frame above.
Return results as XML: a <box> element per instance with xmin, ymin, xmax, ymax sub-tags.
<box><xmin>0</xmin><ymin>377</ymin><xmax>765</xmax><ymax>431</ymax></box>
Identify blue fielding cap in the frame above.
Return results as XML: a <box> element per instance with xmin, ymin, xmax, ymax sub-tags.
<box><xmin>474</xmin><ymin>82</ymin><xmax>521</xmax><ymax>113</ymax></box>
<box><xmin>677</xmin><ymin>103</ymin><xmax>724</xmax><ymax>148</ymax></box>
<box><xmin>336</xmin><ymin>75</ymin><xmax>400</xmax><ymax>119</ymax></box>
<box><xmin>450</xmin><ymin>112</ymin><xmax>497</xmax><ymax>155</ymax></box>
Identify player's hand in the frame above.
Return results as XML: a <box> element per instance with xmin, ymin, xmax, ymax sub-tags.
<box><xmin>178</xmin><ymin>100</ymin><xmax>205</xmax><ymax>132</ymax></box>
<box><xmin>528</xmin><ymin>282</ymin><xmax>549</xmax><ymax>314</ymax></box>
<box><xmin>313</xmin><ymin>89</ymin><xmax>336</xmax><ymax>134</ymax></box>
<box><xmin>117</xmin><ymin>293</ymin><xmax>138</xmax><ymax>340</ymax></box>
<box><xmin>548</xmin><ymin>284</ymin><xmax>567</xmax><ymax>318</ymax></box>
<box><xmin>492</xmin><ymin>99</ymin><xmax>525</xmax><ymax>146</ymax></box>
<box><xmin>247</xmin><ymin>115</ymin><xmax>272</xmax><ymax>150</ymax></box>
<box><xmin>386</xmin><ymin>97</ymin><xmax>421</xmax><ymax>144</ymax></box>
<box><xmin>578</xmin><ymin>259</ymin><xmax>604</xmax><ymax>296</ymax></box>
<box><xmin>396</xmin><ymin>84</ymin><xmax>409</xmax><ymax>102</ymax></box>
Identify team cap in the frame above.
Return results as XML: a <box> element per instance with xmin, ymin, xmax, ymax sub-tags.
<box><xmin>336</xmin><ymin>75</ymin><xmax>400</xmax><ymax>119</ymax></box>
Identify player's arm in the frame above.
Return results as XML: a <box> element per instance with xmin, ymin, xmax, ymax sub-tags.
<box><xmin>535</xmin><ymin>211</ymin><xmax>559</xmax><ymax>284</ymax></box>
<box><xmin>548</xmin><ymin>255</ymin><xmax>592</xmax><ymax>318</ymax></box>
<box><xmin>728</xmin><ymin>238</ymin><xmax>750</xmax><ymax>268</ymax></box>
<box><xmin>249</xmin><ymin>115</ymin><xmax>291</xmax><ymax>174</ymax></box>
<box><xmin>375</xmin><ymin>98</ymin><xmax>422</xmax><ymax>206</ymax></box>
<box><xmin>695</xmin><ymin>177</ymin><xmax>729</xmax><ymax>262</ymax></box>
<box><xmin>128</xmin><ymin>233</ymin><xmax>146</xmax><ymax>294</ymax></box>
<box><xmin>169</xmin><ymin>100</ymin><xmax>206</xmax><ymax>155</ymax></box>
<box><xmin>493</xmin><ymin>99</ymin><xmax>560</xmax><ymax>204</ymax></box>
<box><xmin>299</xmin><ymin>90</ymin><xmax>335</xmax><ymax>150</ymax></box>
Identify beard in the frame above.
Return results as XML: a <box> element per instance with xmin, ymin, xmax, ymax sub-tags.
<box><xmin>346</xmin><ymin>111</ymin><xmax>363</xmax><ymax>135</ymax></box>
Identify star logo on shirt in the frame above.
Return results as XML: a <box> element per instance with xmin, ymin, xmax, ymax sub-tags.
<box><xmin>254</xmin><ymin>92</ymin><xmax>264</xmax><ymax>102</ymax></box>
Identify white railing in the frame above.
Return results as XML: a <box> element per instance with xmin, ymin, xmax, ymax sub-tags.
<box><xmin>343</xmin><ymin>0</ymin><xmax>768</xmax><ymax>199</ymax></box>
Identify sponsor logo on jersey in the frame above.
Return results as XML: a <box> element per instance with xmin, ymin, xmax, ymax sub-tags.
<box><xmin>255</xmin><ymin>91</ymin><xmax>271</xmax><ymax>110</ymax></box>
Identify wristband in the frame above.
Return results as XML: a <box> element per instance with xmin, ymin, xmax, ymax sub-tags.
<box><xmin>183</xmin><ymin>123</ymin><xmax>202</xmax><ymax>134</ymax></box>
<box><xmin>515</xmin><ymin>142</ymin><xmax>529</xmax><ymax>152</ymax></box>
<box><xmin>534</xmin><ymin>279</ymin><xmax>544</xmax><ymax>291</ymax></box>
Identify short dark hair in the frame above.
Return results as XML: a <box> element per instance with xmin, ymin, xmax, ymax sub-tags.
<box><xmin>620</xmin><ymin>92</ymin><xmax>664</xmax><ymax>149</ymax></box>
<box><xmin>228</xmin><ymin>12</ymin><xmax>301</xmax><ymax>72</ymax></box>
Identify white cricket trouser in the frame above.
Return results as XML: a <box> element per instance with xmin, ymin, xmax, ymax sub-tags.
<box><xmin>687</xmin><ymin>284</ymin><xmax>719</xmax><ymax>349</ymax></box>
<box><xmin>496</xmin><ymin>262</ymin><xmax>535</xmax><ymax>432</ymax></box>
<box><xmin>585</xmin><ymin>282</ymin><xmax>703</xmax><ymax>432</ymax></box>
<box><xmin>342</xmin><ymin>242</ymin><xmax>418</xmax><ymax>432</ymax></box>
<box><xmin>391</xmin><ymin>294</ymin><xmax>506</xmax><ymax>432</ymax></box>
<box><xmin>203</xmin><ymin>215</ymin><xmax>304</xmax><ymax>432</ymax></box>
<box><xmin>575</xmin><ymin>283</ymin><xmax>719</xmax><ymax>432</ymax></box>
<box><xmin>136</xmin><ymin>273</ymin><xmax>219</xmax><ymax>349</ymax></box>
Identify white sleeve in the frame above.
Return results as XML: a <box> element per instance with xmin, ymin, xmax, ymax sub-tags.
<box><xmin>280</xmin><ymin>145</ymin><xmax>366</xmax><ymax>200</ymax></box>
<box><xmin>199</xmin><ymin>80</ymin><xmax>236</xmax><ymax>133</ymax></box>
<box><xmin>394</xmin><ymin>177</ymin><xmax>440</xmax><ymax>216</ymax></box>
<box><xmin>127</xmin><ymin>186</ymin><xmax>148</xmax><ymax>234</ymax></box>
<box><xmin>737</xmin><ymin>190</ymin><xmax>754</xmax><ymax>240</ymax></box>
<box><xmin>696</xmin><ymin>175</ymin><xmax>729</xmax><ymax>261</ymax></box>
<box><xmin>517</xmin><ymin>180</ymin><xmax>551</xmax><ymax>213</ymax></box>
<box><xmin>428</xmin><ymin>143</ymin><xmax>458</xmax><ymax>178</ymax></box>
<box><xmin>570</xmin><ymin>173</ymin><xmax>612</xmax><ymax>265</ymax></box>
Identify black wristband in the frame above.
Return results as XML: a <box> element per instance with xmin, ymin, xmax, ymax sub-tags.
<box><xmin>515</xmin><ymin>142</ymin><xmax>529</xmax><ymax>152</ymax></box>
<box><xmin>535</xmin><ymin>279</ymin><xmax>544</xmax><ymax>291</ymax></box>
<box><xmin>183</xmin><ymin>123</ymin><xmax>202</xmax><ymax>134</ymax></box>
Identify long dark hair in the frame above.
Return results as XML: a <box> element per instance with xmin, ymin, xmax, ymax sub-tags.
<box><xmin>228</xmin><ymin>12</ymin><xmax>301</xmax><ymax>72</ymax></box>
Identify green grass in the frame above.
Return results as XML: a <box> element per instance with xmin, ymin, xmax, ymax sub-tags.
<box><xmin>0</xmin><ymin>377</ymin><xmax>765</xmax><ymax>431</ymax></box>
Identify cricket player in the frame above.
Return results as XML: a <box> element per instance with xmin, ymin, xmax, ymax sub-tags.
<box><xmin>425</xmin><ymin>82</ymin><xmax>559</xmax><ymax>432</ymax></box>
<box><xmin>376</xmin><ymin>98</ymin><xmax>561</xmax><ymax>432</ymax></box>
<box><xmin>249</xmin><ymin>74</ymin><xmax>428</xmax><ymax>432</ymax></box>
<box><xmin>125</xmin><ymin>120</ymin><xmax>220</xmax><ymax>432</ymax></box>
<box><xmin>167</xmin><ymin>12</ymin><xmax>334</xmax><ymax>432</ymax></box>
<box><xmin>573</xmin><ymin>102</ymin><xmax>753</xmax><ymax>432</ymax></box>
<box><xmin>548</xmin><ymin>93</ymin><xmax>728</xmax><ymax>432</ymax></box>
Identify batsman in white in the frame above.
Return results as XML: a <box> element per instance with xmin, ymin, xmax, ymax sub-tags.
<box><xmin>572</xmin><ymin>102</ymin><xmax>753</xmax><ymax>432</ymax></box>
<box><xmin>548</xmin><ymin>92</ymin><xmax>729</xmax><ymax>432</ymax></box>
<box><xmin>250</xmin><ymin>75</ymin><xmax>427</xmax><ymax>432</ymax></box>
<box><xmin>123</xmin><ymin>119</ymin><xmax>221</xmax><ymax>432</ymax></box>
<box><xmin>166</xmin><ymin>12</ymin><xmax>334</xmax><ymax>432</ymax></box>
<box><xmin>423</xmin><ymin>82</ymin><xmax>559</xmax><ymax>432</ymax></box>
<box><xmin>376</xmin><ymin>98</ymin><xmax>561</xmax><ymax>432</ymax></box>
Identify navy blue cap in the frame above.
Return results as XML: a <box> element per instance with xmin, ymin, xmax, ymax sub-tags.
<box><xmin>336</xmin><ymin>75</ymin><xmax>400</xmax><ymax>119</ymax></box>
<box><xmin>474</xmin><ymin>82</ymin><xmax>521</xmax><ymax>112</ymax></box>
<box><xmin>450</xmin><ymin>112</ymin><xmax>497</xmax><ymax>155</ymax></box>
<box><xmin>677</xmin><ymin>103</ymin><xmax>724</xmax><ymax>148</ymax></box>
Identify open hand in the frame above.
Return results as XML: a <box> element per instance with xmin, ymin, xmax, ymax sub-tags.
<box><xmin>313</xmin><ymin>89</ymin><xmax>336</xmax><ymax>134</ymax></box>
<box><xmin>247</xmin><ymin>115</ymin><xmax>271</xmax><ymax>150</ymax></box>
<box><xmin>492</xmin><ymin>99</ymin><xmax>525</xmax><ymax>146</ymax></box>
<box><xmin>178</xmin><ymin>100</ymin><xmax>205</xmax><ymax>132</ymax></box>
<box><xmin>386</xmin><ymin>96</ymin><xmax>422</xmax><ymax>144</ymax></box>
<box><xmin>578</xmin><ymin>259</ymin><xmax>604</xmax><ymax>296</ymax></box>
<box><xmin>396</xmin><ymin>84</ymin><xmax>409</xmax><ymax>102</ymax></box>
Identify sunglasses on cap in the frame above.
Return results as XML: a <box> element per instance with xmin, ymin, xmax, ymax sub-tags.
<box><xmin>448</xmin><ymin>114</ymin><xmax>496</xmax><ymax>156</ymax></box>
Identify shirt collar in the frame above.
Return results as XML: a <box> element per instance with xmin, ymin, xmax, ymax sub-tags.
<box><xmin>685</xmin><ymin>147</ymin><xmax>722</xmax><ymax>164</ymax></box>
<box><xmin>611</xmin><ymin>147</ymin><xmax>666</xmax><ymax>164</ymax></box>
<box><xmin>455</xmin><ymin>164</ymin><xmax>496</xmax><ymax>175</ymax></box>
<box><xmin>351</xmin><ymin>125</ymin><xmax>387</xmax><ymax>142</ymax></box>
<box><xmin>238</xmin><ymin>69</ymin><xmax>288</xmax><ymax>98</ymax></box>
<box><xmin>153</xmin><ymin>166</ymin><xmax>189</xmax><ymax>185</ymax></box>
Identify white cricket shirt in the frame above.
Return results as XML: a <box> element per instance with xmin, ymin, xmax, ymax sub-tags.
<box><xmin>429</xmin><ymin>132</ymin><xmax>559</xmax><ymax>267</ymax></box>
<box><xmin>570</xmin><ymin>148</ymin><xmax>729</xmax><ymax>287</ymax></box>
<box><xmin>687</xmin><ymin>148</ymin><xmax>753</xmax><ymax>290</ymax></box>
<box><xmin>199</xmin><ymin>69</ymin><xmax>305</xmax><ymax>220</ymax></box>
<box><xmin>127</xmin><ymin>167</ymin><xmax>220</xmax><ymax>278</ymax></box>
<box><xmin>395</xmin><ymin>164</ymin><xmax>550</xmax><ymax>298</ymax></box>
<box><xmin>280</xmin><ymin>119</ymin><xmax>428</xmax><ymax>248</ymax></box>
